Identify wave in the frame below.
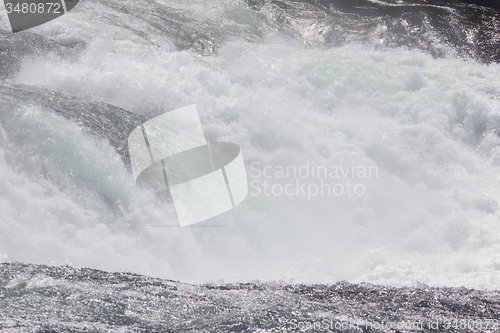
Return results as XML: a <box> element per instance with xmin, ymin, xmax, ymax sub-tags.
<box><xmin>1</xmin><ymin>0</ymin><xmax>500</xmax><ymax>289</ymax></box>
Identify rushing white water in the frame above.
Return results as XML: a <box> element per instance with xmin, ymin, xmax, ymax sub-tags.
<box><xmin>1</xmin><ymin>0</ymin><xmax>500</xmax><ymax>289</ymax></box>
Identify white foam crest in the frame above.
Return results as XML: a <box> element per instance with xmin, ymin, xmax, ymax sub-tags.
<box><xmin>7</xmin><ymin>24</ymin><xmax>500</xmax><ymax>288</ymax></box>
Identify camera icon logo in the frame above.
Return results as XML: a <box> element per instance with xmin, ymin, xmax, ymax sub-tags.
<box><xmin>128</xmin><ymin>105</ymin><xmax>249</xmax><ymax>227</ymax></box>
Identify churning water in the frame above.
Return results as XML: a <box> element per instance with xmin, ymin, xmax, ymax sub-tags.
<box><xmin>1</xmin><ymin>0</ymin><xmax>500</xmax><ymax>330</ymax></box>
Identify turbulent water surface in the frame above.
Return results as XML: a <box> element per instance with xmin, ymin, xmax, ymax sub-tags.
<box><xmin>1</xmin><ymin>0</ymin><xmax>500</xmax><ymax>330</ymax></box>
<box><xmin>2</xmin><ymin>262</ymin><xmax>500</xmax><ymax>332</ymax></box>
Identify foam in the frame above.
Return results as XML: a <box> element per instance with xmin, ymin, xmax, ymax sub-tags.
<box><xmin>3</xmin><ymin>1</ymin><xmax>500</xmax><ymax>289</ymax></box>
<box><xmin>0</xmin><ymin>0</ymin><xmax>12</xmax><ymax>33</ymax></box>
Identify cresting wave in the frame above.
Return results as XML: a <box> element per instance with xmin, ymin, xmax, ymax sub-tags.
<box><xmin>1</xmin><ymin>0</ymin><xmax>500</xmax><ymax>291</ymax></box>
